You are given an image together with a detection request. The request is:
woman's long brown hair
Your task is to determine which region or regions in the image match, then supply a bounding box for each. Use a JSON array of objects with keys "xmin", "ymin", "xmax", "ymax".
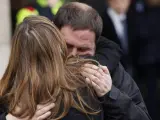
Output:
[{"xmin": 0, "ymin": 16, "xmax": 100, "ymax": 119}]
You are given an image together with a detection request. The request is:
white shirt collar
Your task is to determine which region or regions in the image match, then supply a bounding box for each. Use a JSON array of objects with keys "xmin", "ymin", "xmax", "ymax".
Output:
[{"xmin": 107, "ymin": 7, "xmax": 126, "ymax": 21}]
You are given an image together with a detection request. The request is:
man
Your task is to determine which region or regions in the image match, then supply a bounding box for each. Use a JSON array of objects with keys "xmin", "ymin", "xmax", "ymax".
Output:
[
  {"xmin": 53, "ymin": 2, "xmax": 151, "ymax": 120},
  {"xmin": 2, "ymin": 2, "xmax": 151, "ymax": 120}
]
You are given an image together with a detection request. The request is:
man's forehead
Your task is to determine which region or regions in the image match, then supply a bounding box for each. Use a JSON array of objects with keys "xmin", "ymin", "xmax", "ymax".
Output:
[
  {"xmin": 74, "ymin": 29, "xmax": 93, "ymax": 36},
  {"xmin": 66, "ymin": 37, "xmax": 93, "ymax": 48},
  {"xmin": 60, "ymin": 26, "xmax": 95, "ymax": 46},
  {"xmin": 61, "ymin": 26, "xmax": 95, "ymax": 38}
]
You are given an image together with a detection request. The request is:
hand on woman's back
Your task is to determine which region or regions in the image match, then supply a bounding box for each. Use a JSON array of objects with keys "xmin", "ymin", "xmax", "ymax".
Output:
[{"xmin": 6, "ymin": 103, "xmax": 55, "ymax": 120}]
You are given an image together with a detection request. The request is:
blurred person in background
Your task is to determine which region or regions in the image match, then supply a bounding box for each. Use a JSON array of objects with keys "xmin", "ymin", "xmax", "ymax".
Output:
[
  {"xmin": 15, "ymin": 0, "xmax": 65, "ymax": 25},
  {"xmin": 129, "ymin": 0, "xmax": 160, "ymax": 119},
  {"xmin": 100, "ymin": 0, "xmax": 133, "ymax": 75}
]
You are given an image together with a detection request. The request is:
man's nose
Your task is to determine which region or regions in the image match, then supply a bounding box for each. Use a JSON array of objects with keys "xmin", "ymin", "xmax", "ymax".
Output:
[{"xmin": 70, "ymin": 48, "xmax": 77, "ymax": 56}]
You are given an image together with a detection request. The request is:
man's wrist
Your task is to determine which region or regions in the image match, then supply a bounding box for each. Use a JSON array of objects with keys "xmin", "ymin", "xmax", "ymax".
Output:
[
  {"xmin": 98, "ymin": 90, "xmax": 111, "ymax": 103},
  {"xmin": 98, "ymin": 85, "xmax": 120, "ymax": 102}
]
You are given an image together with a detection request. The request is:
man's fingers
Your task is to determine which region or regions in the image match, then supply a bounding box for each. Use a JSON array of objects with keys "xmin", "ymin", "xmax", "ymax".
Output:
[
  {"xmin": 36, "ymin": 103, "xmax": 55, "ymax": 117},
  {"xmin": 37, "ymin": 103, "xmax": 51, "ymax": 110},
  {"xmin": 85, "ymin": 77, "xmax": 101, "ymax": 91},
  {"xmin": 97, "ymin": 67, "xmax": 104, "ymax": 76},
  {"xmin": 81, "ymin": 71, "xmax": 89, "ymax": 78},
  {"xmin": 82, "ymin": 67, "xmax": 102, "ymax": 78},
  {"xmin": 37, "ymin": 111, "xmax": 51, "ymax": 120},
  {"xmin": 82, "ymin": 67, "xmax": 96, "ymax": 74},
  {"xmin": 82, "ymin": 71, "xmax": 101, "ymax": 86},
  {"xmin": 83, "ymin": 64, "xmax": 107, "ymax": 76},
  {"xmin": 90, "ymin": 74, "xmax": 102, "ymax": 86},
  {"xmin": 84, "ymin": 64, "xmax": 99, "ymax": 70},
  {"xmin": 100, "ymin": 65, "xmax": 110, "ymax": 74}
]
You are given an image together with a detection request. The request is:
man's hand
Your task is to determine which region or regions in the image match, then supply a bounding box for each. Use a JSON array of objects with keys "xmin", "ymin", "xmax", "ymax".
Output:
[
  {"xmin": 82, "ymin": 64, "xmax": 112, "ymax": 97},
  {"xmin": 6, "ymin": 103, "xmax": 55, "ymax": 120},
  {"xmin": 31, "ymin": 103, "xmax": 55, "ymax": 120}
]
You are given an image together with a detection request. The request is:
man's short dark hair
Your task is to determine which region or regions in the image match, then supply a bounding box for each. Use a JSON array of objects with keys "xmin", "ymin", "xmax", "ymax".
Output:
[{"xmin": 54, "ymin": 2, "xmax": 103, "ymax": 39}]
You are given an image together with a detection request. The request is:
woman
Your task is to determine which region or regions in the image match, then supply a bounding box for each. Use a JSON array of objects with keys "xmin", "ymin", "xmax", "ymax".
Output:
[{"xmin": 0, "ymin": 16, "xmax": 111, "ymax": 120}]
